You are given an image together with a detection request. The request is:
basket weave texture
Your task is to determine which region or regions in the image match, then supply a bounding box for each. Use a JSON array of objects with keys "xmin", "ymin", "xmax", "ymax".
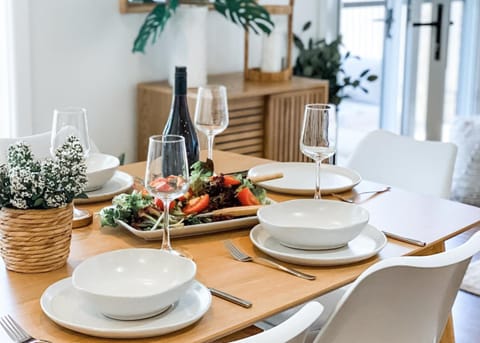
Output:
[{"xmin": 0, "ymin": 203, "xmax": 73, "ymax": 273}]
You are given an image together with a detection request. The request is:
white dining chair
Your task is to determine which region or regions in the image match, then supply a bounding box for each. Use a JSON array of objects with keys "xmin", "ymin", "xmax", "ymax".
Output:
[
  {"xmin": 344, "ymin": 129, "xmax": 458, "ymax": 198},
  {"xmin": 0, "ymin": 131, "xmax": 99, "ymax": 164},
  {"xmin": 256, "ymin": 130, "xmax": 459, "ymax": 333},
  {"xmin": 232, "ymin": 231, "xmax": 480, "ymax": 343}
]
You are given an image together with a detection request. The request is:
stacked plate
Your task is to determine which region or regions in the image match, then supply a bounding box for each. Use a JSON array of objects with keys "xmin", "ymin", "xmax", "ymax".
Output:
[
  {"xmin": 40, "ymin": 249, "xmax": 211, "ymax": 339},
  {"xmin": 76, "ymin": 153, "xmax": 134, "ymax": 204},
  {"xmin": 252, "ymin": 199, "xmax": 387, "ymax": 266}
]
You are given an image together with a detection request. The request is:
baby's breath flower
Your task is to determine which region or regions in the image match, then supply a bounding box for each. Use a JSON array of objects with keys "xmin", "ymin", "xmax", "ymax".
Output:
[
  {"xmin": 0, "ymin": 164, "xmax": 11, "ymax": 207},
  {"xmin": 0, "ymin": 136, "xmax": 87, "ymax": 209}
]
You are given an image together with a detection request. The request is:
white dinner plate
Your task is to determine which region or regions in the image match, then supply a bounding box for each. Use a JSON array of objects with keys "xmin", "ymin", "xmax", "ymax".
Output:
[
  {"xmin": 75, "ymin": 171, "xmax": 134, "ymax": 204},
  {"xmin": 247, "ymin": 162, "xmax": 361, "ymax": 195},
  {"xmin": 116, "ymin": 216, "xmax": 259, "ymax": 241},
  {"xmin": 40, "ymin": 278, "xmax": 211, "ymax": 339},
  {"xmin": 249, "ymin": 224, "xmax": 387, "ymax": 266}
]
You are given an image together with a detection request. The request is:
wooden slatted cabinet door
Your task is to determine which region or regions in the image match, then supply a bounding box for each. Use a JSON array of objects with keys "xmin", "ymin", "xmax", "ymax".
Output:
[{"xmin": 264, "ymin": 88, "xmax": 328, "ymax": 162}]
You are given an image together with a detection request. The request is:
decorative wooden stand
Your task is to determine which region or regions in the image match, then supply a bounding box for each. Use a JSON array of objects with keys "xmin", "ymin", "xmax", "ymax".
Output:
[{"xmin": 244, "ymin": 0, "xmax": 295, "ymax": 82}]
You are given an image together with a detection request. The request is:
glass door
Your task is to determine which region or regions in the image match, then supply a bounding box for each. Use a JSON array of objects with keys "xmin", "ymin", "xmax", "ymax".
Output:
[{"xmin": 381, "ymin": 0, "xmax": 465, "ymax": 140}]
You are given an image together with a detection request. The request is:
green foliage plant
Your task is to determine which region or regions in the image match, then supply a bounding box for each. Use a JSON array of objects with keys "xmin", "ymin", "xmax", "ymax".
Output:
[
  {"xmin": 293, "ymin": 21, "xmax": 378, "ymax": 106},
  {"xmin": 133, "ymin": 0, "xmax": 274, "ymax": 53}
]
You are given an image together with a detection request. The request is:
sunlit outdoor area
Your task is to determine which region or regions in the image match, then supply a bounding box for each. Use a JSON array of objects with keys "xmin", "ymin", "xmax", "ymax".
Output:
[{"xmin": 338, "ymin": 0, "xmax": 464, "ymax": 147}]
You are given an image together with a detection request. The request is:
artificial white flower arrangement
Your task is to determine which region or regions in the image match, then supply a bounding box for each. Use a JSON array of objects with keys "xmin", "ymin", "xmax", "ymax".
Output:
[{"xmin": 0, "ymin": 136, "xmax": 87, "ymax": 209}]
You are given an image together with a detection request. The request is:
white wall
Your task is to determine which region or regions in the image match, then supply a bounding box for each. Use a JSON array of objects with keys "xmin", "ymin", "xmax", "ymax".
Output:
[{"xmin": 26, "ymin": 0, "xmax": 318, "ymax": 162}]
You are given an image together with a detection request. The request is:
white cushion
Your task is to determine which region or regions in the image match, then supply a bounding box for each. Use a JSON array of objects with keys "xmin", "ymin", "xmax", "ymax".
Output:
[{"xmin": 450, "ymin": 116, "xmax": 480, "ymax": 206}]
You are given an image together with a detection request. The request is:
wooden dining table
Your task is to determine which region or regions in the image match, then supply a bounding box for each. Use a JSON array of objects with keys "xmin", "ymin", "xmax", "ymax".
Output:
[{"xmin": 1, "ymin": 150, "xmax": 479, "ymax": 343}]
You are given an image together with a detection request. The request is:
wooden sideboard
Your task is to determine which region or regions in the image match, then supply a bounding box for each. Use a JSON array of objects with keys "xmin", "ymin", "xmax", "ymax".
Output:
[{"xmin": 136, "ymin": 72, "xmax": 328, "ymax": 161}]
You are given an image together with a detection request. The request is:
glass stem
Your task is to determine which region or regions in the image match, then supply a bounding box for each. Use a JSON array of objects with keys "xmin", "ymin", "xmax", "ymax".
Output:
[
  {"xmin": 161, "ymin": 199, "xmax": 172, "ymax": 251},
  {"xmin": 314, "ymin": 159, "xmax": 322, "ymax": 199},
  {"xmin": 207, "ymin": 134, "xmax": 214, "ymax": 160}
]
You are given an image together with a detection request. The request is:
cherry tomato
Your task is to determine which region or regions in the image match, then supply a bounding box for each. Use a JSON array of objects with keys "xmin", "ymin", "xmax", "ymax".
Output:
[
  {"xmin": 223, "ymin": 175, "xmax": 241, "ymax": 186},
  {"xmin": 150, "ymin": 177, "xmax": 172, "ymax": 193},
  {"xmin": 154, "ymin": 198, "xmax": 175, "ymax": 211},
  {"xmin": 178, "ymin": 190, "xmax": 193, "ymax": 202},
  {"xmin": 237, "ymin": 187, "xmax": 260, "ymax": 206},
  {"xmin": 183, "ymin": 194, "xmax": 210, "ymax": 215}
]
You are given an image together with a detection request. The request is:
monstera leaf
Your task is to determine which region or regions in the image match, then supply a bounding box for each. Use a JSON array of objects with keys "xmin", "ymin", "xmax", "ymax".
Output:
[
  {"xmin": 132, "ymin": 0, "xmax": 273, "ymax": 53},
  {"xmin": 214, "ymin": 0, "xmax": 273, "ymax": 35},
  {"xmin": 133, "ymin": 0, "xmax": 179, "ymax": 53}
]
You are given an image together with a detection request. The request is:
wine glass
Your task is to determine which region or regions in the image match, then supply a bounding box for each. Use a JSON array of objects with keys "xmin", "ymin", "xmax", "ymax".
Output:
[
  {"xmin": 50, "ymin": 107, "xmax": 92, "ymax": 226},
  {"xmin": 194, "ymin": 85, "xmax": 229, "ymax": 161},
  {"xmin": 51, "ymin": 107, "xmax": 90, "ymax": 156},
  {"xmin": 300, "ymin": 104, "xmax": 337, "ymax": 199},
  {"xmin": 145, "ymin": 135, "xmax": 190, "ymax": 255}
]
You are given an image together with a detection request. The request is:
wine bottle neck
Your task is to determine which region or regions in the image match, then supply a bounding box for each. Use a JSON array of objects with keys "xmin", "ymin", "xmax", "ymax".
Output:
[
  {"xmin": 174, "ymin": 76, "xmax": 187, "ymax": 95},
  {"xmin": 171, "ymin": 94, "xmax": 189, "ymax": 113}
]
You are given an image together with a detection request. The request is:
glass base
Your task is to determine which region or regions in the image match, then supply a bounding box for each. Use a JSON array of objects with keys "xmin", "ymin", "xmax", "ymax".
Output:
[
  {"xmin": 161, "ymin": 247, "xmax": 193, "ymax": 260},
  {"xmin": 72, "ymin": 206, "xmax": 93, "ymax": 228}
]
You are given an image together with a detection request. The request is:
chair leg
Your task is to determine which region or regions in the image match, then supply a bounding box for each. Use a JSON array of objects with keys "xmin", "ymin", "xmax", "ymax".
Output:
[{"xmin": 439, "ymin": 316, "xmax": 455, "ymax": 343}]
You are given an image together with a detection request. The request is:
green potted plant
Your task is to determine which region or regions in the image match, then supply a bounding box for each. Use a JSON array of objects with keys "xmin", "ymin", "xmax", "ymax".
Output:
[
  {"xmin": 293, "ymin": 21, "xmax": 378, "ymax": 107},
  {"xmin": 132, "ymin": 0, "xmax": 274, "ymax": 87}
]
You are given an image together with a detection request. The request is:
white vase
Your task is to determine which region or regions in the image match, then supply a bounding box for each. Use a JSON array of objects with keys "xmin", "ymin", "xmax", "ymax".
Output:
[{"xmin": 168, "ymin": 5, "xmax": 208, "ymax": 88}]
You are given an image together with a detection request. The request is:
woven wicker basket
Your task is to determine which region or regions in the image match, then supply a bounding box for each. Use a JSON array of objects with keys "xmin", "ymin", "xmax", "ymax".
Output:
[{"xmin": 0, "ymin": 203, "xmax": 73, "ymax": 273}]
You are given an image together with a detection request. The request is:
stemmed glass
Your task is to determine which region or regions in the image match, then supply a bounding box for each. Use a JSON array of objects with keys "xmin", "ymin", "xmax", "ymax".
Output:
[
  {"xmin": 300, "ymin": 104, "xmax": 337, "ymax": 199},
  {"xmin": 50, "ymin": 107, "xmax": 92, "ymax": 225},
  {"xmin": 194, "ymin": 85, "xmax": 229, "ymax": 161},
  {"xmin": 145, "ymin": 135, "xmax": 190, "ymax": 255}
]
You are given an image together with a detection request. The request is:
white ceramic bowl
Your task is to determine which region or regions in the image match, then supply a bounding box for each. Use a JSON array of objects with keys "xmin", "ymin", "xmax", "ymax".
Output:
[
  {"xmin": 72, "ymin": 249, "xmax": 197, "ymax": 320},
  {"xmin": 257, "ymin": 199, "xmax": 369, "ymax": 250},
  {"xmin": 86, "ymin": 153, "xmax": 120, "ymax": 191}
]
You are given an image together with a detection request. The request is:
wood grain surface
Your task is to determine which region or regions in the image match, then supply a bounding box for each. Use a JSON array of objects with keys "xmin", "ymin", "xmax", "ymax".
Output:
[{"xmin": 1, "ymin": 151, "xmax": 478, "ymax": 343}]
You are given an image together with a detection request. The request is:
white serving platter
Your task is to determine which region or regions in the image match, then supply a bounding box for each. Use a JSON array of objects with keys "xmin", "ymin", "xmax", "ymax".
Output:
[{"xmin": 248, "ymin": 162, "xmax": 361, "ymax": 195}]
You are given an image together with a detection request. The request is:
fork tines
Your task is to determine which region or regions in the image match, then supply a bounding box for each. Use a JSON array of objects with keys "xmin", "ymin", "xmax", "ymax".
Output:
[
  {"xmin": 0, "ymin": 315, "xmax": 31, "ymax": 342},
  {"xmin": 224, "ymin": 240, "xmax": 246, "ymax": 261}
]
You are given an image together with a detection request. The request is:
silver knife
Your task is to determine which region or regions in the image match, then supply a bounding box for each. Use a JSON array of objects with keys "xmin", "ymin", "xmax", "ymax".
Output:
[
  {"xmin": 382, "ymin": 230, "xmax": 426, "ymax": 247},
  {"xmin": 208, "ymin": 287, "xmax": 252, "ymax": 308}
]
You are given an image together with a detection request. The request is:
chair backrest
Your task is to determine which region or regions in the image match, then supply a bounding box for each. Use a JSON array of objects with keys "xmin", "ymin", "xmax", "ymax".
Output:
[
  {"xmin": 345, "ymin": 129, "xmax": 457, "ymax": 198},
  {"xmin": 313, "ymin": 231, "xmax": 480, "ymax": 343},
  {"xmin": 0, "ymin": 131, "xmax": 99, "ymax": 164},
  {"xmin": 232, "ymin": 301, "xmax": 324, "ymax": 343},
  {"xmin": 0, "ymin": 132, "xmax": 52, "ymax": 164}
]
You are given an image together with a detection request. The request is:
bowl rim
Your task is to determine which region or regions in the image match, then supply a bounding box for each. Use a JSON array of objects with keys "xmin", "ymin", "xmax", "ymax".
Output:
[
  {"xmin": 87, "ymin": 153, "xmax": 120, "ymax": 173},
  {"xmin": 257, "ymin": 199, "xmax": 369, "ymax": 230},
  {"xmin": 72, "ymin": 248, "xmax": 197, "ymax": 299}
]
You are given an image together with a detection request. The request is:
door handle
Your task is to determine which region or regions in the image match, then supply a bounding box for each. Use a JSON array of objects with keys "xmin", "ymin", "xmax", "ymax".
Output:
[
  {"xmin": 373, "ymin": 8, "xmax": 394, "ymax": 39},
  {"xmin": 412, "ymin": 3, "xmax": 452, "ymax": 61},
  {"xmin": 385, "ymin": 8, "xmax": 394, "ymax": 39}
]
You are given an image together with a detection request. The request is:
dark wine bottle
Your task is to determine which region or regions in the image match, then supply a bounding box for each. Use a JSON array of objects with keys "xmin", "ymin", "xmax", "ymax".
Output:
[{"xmin": 163, "ymin": 66, "xmax": 200, "ymax": 170}]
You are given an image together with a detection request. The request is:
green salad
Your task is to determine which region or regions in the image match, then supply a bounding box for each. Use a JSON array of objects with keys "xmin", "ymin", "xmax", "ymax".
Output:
[{"xmin": 100, "ymin": 160, "xmax": 268, "ymax": 231}]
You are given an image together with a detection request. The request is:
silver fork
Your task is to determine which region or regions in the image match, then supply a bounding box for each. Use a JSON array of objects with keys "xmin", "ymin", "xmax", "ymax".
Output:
[
  {"xmin": 0, "ymin": 315, "xmax": 51, "ymax": 343},
  {"xmin": 331, "ymin": 186, "xmax": 391, "ymax": 203},
  {"xmin": 224, "ymin": 240, "xmax": 316, "ymax": 281}
]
